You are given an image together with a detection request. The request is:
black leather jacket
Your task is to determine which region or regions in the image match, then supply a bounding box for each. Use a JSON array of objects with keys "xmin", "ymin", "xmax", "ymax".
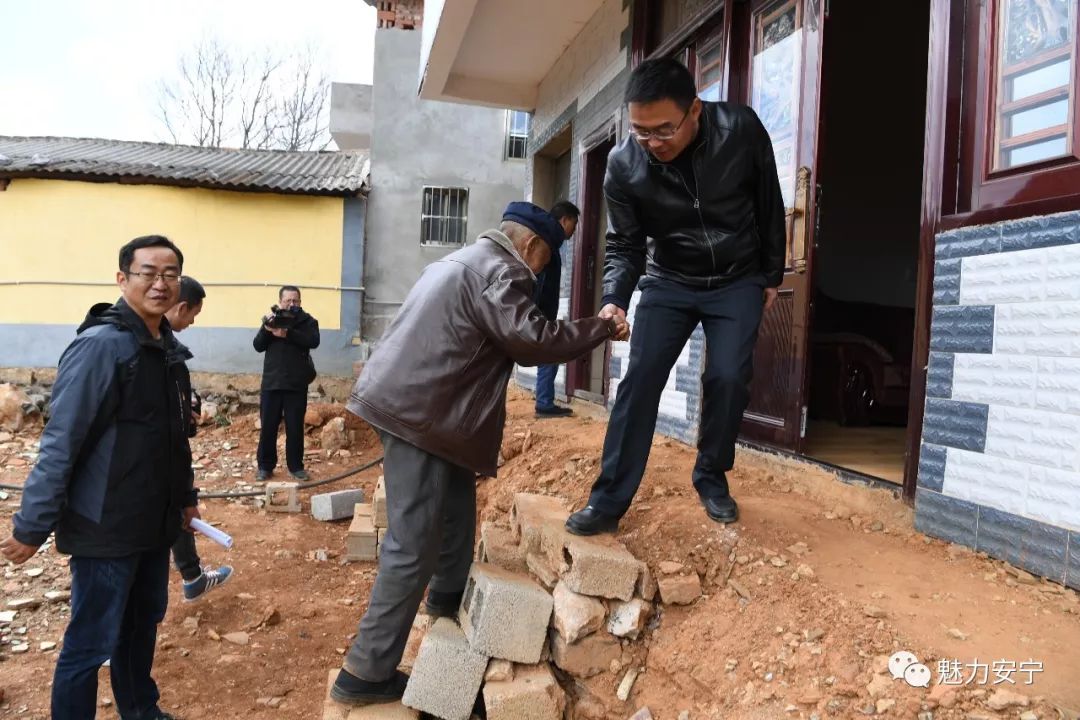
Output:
[{"xmin": 601, "ymin": 101, "xmax": 786, "ymax": 309}]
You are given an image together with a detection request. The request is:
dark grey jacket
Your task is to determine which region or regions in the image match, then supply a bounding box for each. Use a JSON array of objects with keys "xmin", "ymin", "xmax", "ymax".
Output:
[{"xmin": 13, "ymin": 300, "xmax": 195, "ymax": 557}]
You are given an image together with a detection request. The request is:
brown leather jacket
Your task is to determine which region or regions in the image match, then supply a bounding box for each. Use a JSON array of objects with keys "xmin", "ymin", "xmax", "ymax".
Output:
[{"xmin": 348, "ymin": 231, "xmax": 615, "ymax": 476}]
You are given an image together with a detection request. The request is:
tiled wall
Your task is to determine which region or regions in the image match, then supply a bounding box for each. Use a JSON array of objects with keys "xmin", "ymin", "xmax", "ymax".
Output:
[{"xmin": 917, "ymin": 211, "xmax": 1080, "ymax": 590}]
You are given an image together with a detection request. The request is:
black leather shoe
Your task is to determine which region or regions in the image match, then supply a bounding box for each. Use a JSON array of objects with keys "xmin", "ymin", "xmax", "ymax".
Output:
[
  {"xmin": 703, "ymin": 495, "xmax": 739, "ymax": 524},
  {"xmin": 330, "ymin": 668, "xmax": 409, "ymax": 705},
  {"xmin": 535, "ymin": 405, "xmax": 573, "ymax": 418},
  {"xmin": 565, "ymin": 506, "xmax": 619, "ymax": 536},
  {"xmin": 424, "ymin": 589, "xmax": 463, "ymax": 618}
]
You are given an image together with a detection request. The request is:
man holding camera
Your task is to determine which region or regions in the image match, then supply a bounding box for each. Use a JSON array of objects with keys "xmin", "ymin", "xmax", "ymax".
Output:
[{"xmin": 253, "ymin": 286, "xmax": 320, "ymax": 481}]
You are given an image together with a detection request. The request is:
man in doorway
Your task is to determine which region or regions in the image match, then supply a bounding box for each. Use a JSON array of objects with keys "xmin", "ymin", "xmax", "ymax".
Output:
[
  {"xmin": 253, "ymin": 286, "xmax": 320, "ymax": 481},
  {"xmin": 1, "ymin": 235, "xmax": 196, "ymax": 720},
  {"xmin": 331, "ymin": 202, "xmax": 626, "ymax": 705},
  {"xmin": 566, "ymin": 57, "xmax": 785, "ymax": 536},
  {"xmin": 165, "ymin": 276, "xmax": 234, "ymax": 601},
  {"xmin": 534, "ymin": 200, "xmax": 581, "ymax": 418}
]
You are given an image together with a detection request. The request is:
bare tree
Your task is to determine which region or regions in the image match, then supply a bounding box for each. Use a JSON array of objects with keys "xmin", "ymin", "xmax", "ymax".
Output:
[{"xmin": 157, "ymin": 37, "xmax": 331, "ymax": 151}]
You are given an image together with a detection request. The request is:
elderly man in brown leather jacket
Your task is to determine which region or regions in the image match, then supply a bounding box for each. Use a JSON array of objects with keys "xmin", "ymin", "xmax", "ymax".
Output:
[{"xmin": 330, "ymin": 202, "xmax": 627, "ymax": 706}]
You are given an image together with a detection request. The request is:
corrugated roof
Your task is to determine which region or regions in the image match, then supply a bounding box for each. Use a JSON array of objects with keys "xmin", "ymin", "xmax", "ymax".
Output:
[{"xmin": 0, "ymin": 136, "xmax": 369, "ymax": 196}]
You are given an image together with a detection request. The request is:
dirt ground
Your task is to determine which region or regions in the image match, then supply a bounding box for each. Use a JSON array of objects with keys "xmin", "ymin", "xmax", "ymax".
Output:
[{"xmin": 2, "ymin": 388, "xmax": 1079, "ymax": 719}]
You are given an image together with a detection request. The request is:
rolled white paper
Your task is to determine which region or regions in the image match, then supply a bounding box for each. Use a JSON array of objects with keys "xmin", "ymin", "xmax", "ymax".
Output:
[{"xmin": 189, "ymin": 518, "xmax": 234, "ymax": 549}]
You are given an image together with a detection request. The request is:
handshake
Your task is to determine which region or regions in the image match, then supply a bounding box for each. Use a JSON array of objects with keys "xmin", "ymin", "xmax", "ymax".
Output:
[{"xmin": 599, "ymin": 304, "xmax": 631, "ymax": 341}]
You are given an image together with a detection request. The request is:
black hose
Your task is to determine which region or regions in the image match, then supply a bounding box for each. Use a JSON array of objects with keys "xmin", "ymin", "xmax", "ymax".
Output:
[{"xmin": 0, "ymin": 456, "xmax": 384, "ymax": 498}]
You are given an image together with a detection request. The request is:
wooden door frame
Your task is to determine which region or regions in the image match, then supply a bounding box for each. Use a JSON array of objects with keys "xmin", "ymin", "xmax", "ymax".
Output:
[{"xmin": 567, "ymin": 120, "xmax": 619, "ymax": 400}]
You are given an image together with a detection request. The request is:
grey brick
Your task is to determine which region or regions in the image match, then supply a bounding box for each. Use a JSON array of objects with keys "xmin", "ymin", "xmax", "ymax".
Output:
[
  {"xmin": 1000, "ymin": 211, "xmax": 1080, "ymax": 254},
  {"xmin": 975, "ymin": 508, "xmax": 1067, "ymax": 583},
  {"xmin": 1067, "ymin": 533, "xmax": 1080, "ymax": 591},
  {"xmin": 917, "ymin": 443, "xmax": 947, "ymax": 492},
  {"xmin": 402, "ymin": 618, "xmax": 488, "ymax": 720},
  {"xmin": 926, "ymin": 352, "xmax": 955, "ymax": 399},
  {"xmin": 922, "ymin": 398, "xmax": 988, "ymax": 452},
  {"xmin": 933, "ymin": 258, "xmax": 961, "ymax": 305},
  {"xmin": 914, "ymin": 488, "xmax": 978, "ymax": 548},
  {"xmin": 560, "ymin": 534, "xmax": 643, "ymax": 601},
  {"xmin": 459, "ymin": 563, "xmax": 553, "ymax": 664},
  {"xmin": 935, "ymin": 226, "xmax": 1000, "ymax": 260},
  {"xmin": 310, "ymin": 488, "xmax": 365, "ymax": 522},
  {"xmin": 930, "ymin": 305, "xmax": 994, "ymax": 354}
]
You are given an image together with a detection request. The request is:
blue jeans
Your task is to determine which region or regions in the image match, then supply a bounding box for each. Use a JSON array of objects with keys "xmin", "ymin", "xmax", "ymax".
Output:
[
  {"xmin": 52, "ymin": 547, "xmax": 170, "ymax": 720},
  {"xmin": 588, "ymin": 275, "xmax": 765, "ymax": 516},
  {"xmin": 535, "ymin": 364, "xmax": 558, "ymax": 410}
]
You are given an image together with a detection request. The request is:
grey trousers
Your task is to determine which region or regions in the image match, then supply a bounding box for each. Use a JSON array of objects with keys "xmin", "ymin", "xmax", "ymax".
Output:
[{"xmin": 343, "ymin": 431, "xmax": 476, "ymax": 681}]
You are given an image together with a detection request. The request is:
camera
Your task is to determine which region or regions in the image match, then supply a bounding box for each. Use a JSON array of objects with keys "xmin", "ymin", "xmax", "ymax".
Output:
[{"xmin": 265, "ymin": 304, "xmax": 301, "ymax": 329}]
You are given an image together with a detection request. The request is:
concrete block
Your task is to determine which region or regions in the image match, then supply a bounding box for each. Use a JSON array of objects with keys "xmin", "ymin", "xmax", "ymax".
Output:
[
  {"xmin": 483, "ymin": 663, "xmax": 566, "ymax": 720},
  {"xmin": 657, "ymin": 572, "xmax": 702, "ymax": 605},
  {"xmin": 311, "ymin": 489, "xmax": 366, "ymax": 522},
  {"xmin": 354, "ymin": 502, "xmax": 373, "ymax": 518},
  {"xmin": 526, "ymin": 552, "xmax": 559, "ymax": 589},
  {"xmin": 373, "ymin": 476, "xmax": 388, "ymax": 528},
  {"xmin": 265, "ymin": 482, "xmax": 300, "ymax": 513},
  {"xmin": 636, "ymin": 563, "xmax": 657, "ymax": 601},
  {"xmin": 548, "ymin": 627, "xmax": 620, "ymax": 678},
  {"xmin": 607, "ymin": 599, "xmax": 651, "ymax": 639},
  {"xmin": 485, "ymin": 659, "xmax": 514, "ymax": 683},
  {"xmin": 552, "ymin": 581, "xmax": 606, "ymax": 643},
  {"xmin": 402, "ymin": 618, "xmax": 487, "ymax": 720},
  {"xmin": 323, "ymin": 669, "xmax": 419, "ymax": 719},
  {"xmin": 510, "ymin": 493, "xmax": 568, "ymax": 555},
  {"xmin": 477, "ymin": 522, "xmax": 527, "ymax": 573},
  {"xmin": 346, "ymin": 512, "xmax": 378, "ymax": 561},
  {"xmin": 376, "ymin": 528, "xmax": 386, "ymax": 557},
  {"xmin": 560, "ymin": 534, "xmax": 642, "ymax": 601},
  {"xmin": 459, "ymin": 563, "xmax": 553, "ymax": 664}
]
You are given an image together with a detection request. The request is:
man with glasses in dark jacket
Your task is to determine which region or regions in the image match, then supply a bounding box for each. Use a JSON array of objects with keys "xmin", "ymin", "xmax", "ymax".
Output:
[
  {"xmin": 1, "ymin": 235, "xmax": 196, "ymax": 720},
  {"xmin": 254, "ymin": 285, "xmax": 320, "ymax": 481},
  {"xmin": 566, "ymin": 57, "xmax": 785, "ymax": 536}
]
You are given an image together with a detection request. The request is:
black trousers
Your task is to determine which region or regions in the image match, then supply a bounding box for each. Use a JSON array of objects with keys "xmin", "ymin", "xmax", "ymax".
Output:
[
  {"xmin": 171, "ymin": 531, "xmax": 202, "ymax": 582},
  {"xmin": 257, "ymin": 389, "xmax": 308, "ymax": 473},
  {"xmin": 588, "ymin": 274, "xmax": 765, "ymax": 516}
]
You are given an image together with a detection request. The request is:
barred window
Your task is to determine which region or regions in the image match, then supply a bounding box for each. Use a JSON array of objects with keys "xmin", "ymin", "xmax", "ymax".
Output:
[
  {"xmin": 421, "ymin": 186, "xmax": 469, "ymax": 246},
  {"xmin": 506, "ymin": 110, "xmax": 530, "ymax": 160}
]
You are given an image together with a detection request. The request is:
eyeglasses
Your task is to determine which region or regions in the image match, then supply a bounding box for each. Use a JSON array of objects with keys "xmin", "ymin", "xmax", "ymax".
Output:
[
  {"xmin": 629, "ymin": 108, "xmax": 691, "ymax": 142},
  {"xmin": 126, "ymin": 271, "xmax": 181, "ymax": 285}
]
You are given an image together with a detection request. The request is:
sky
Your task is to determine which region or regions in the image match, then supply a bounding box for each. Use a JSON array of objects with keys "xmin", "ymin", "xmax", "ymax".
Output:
[{"xmin": 0, "ymin": 0, "xmax": 376, "ymax": 144}]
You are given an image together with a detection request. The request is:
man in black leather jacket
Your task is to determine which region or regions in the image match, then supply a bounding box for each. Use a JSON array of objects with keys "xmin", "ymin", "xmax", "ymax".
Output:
[{"xmin": 567, "ymin": 58, "xmax": 785, "ymax": 535}]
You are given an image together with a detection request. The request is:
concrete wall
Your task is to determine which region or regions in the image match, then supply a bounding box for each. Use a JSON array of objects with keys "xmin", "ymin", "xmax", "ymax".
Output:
[
  {"xmin": 330, "ymin": 82, "xmax": 374, "ymax": 150},
  {"xmin": 916, "ymin": 211, "xmax": 1080, "ymax": 590},
  {"xmin": 0, "ymin": 178, "xmax": 365, "ymax": 376},
  {"xmin": 362, "ymin": 28, "xmax": 526, "ymax": 339}
]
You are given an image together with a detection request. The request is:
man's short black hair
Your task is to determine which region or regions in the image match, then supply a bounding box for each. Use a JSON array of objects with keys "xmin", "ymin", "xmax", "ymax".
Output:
[
  {"xmin": 550, "ymin": 200, "xmax": 580, "ymax": 222},
  {"xmin": 178, "ymin": 276, "xmax": 206, "ymax": 306},
  {"xmin": 118, "ymin": 235, "xmax": 184, "ymax": 273},
  {"xmin": 625, "ymin": 58, "xmax": 698, "ymax": 111},
  {"xmin": 279, "ymin": 285, "xmax": 301, "ymax": 300}
]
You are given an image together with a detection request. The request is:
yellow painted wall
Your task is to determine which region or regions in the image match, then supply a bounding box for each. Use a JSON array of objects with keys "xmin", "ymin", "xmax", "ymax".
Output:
[{"xmin": 0, "ymin": 178, "xmax": 344, "ymax": 329}]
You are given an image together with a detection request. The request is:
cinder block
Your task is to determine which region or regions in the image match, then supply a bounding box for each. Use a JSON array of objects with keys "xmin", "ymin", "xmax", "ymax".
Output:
[
  {"xmin": 548, "ymin": 627, "xmax": 620, "ymax": 678},
  {"xmin": 402, "ymin": 618, "xmax": 488, "ymax": 720},
  {"xmin": 459, "ymin": 563, "xmax": 553, "ymax": 664},
  {"xmin": 477, "ymin": 522, "xmax": 527, "ymax": 573},
  {"xmin": 323, "ymin": 669, "xmax": 420, "ymax": 719},
  {"xmin": 607, "ymin": 598, "xmax": 651, "ymax": 639},
  {"xmin": 526, "ymin": 552, "xmax": 558, "ymax": 589},
  {"xmin": 346, "ymin": 512, "xmax": 378, "ymax": 561},
  {"xmin": 560, "ymin": 534, "xmax": 642, "ymax": 601},
  {"xmin": 483, "ymin": 663, "xmax": 566, "ymax": 720},
  {"xmin": 373, "ymin": 476, "xmax": 388, "ymax": 528},
  {"xmin": 376, "ymin": 528, "xmax": 386, "ymax": 558},
  {"xmin": 510, "ymin": 493, "xmax": 569, "ymax": 555},
  {"xmin": 311, "ymin": 489, "xmax": 366, "ymax": 522},
  {"xmin": 552, "ymin": 581, "xmax": 606, "ymax": 643},
  {"xmin": 265, "ymin": 482, "xmax": 300, "ymax": 513}
]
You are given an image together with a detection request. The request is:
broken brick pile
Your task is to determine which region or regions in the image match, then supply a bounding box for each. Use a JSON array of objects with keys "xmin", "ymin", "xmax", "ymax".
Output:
[
  {"xmin": 345, "ymin": 477, "xmax": 387, "ymax": 562},
  {"xmin": 326, "ymin": 492, "xmax": 695, "ymax": 720}
]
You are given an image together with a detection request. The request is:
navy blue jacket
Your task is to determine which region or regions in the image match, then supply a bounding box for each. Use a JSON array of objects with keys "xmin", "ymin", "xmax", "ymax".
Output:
[
  {"xmin": 13, "ymin": 299, "xmax": 195, "ymax": 557},
  {"xmin": 533, "ymin": 250, "xmax": 562, "ymax": 322}
]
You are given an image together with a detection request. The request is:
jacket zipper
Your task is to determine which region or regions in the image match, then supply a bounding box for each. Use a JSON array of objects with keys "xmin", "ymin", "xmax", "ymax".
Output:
[{"xmin": 668, "ymin": 141, "xmax": 716, "ymax": 285}]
